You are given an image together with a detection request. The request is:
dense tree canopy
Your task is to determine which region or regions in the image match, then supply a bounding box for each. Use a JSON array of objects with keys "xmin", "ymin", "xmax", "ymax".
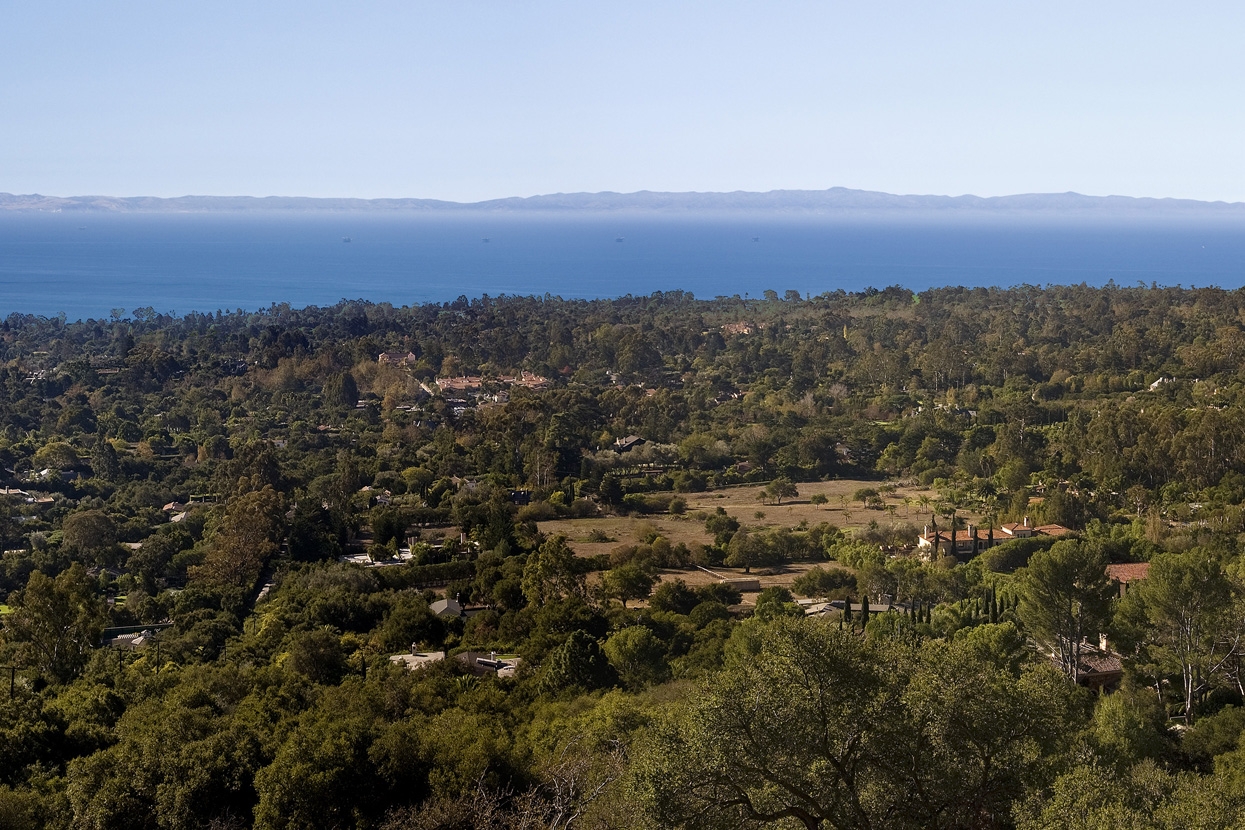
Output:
[{"xmin": 5, "ymin": 286, "xmax": 1245, "ymax": 826}]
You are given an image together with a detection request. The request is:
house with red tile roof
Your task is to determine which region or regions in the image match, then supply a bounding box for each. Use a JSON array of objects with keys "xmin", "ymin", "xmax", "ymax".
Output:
[
  {"xmin": 1106, "ymin": 562, "xmax": 1150, "ymax": 596},
  {"xmin": 378, "ymin": 351, "xmax": 419, "ymax": 367},
  {"xmin": 916, "ymin": 517, "xmax": 1073, "ymax": 560}
]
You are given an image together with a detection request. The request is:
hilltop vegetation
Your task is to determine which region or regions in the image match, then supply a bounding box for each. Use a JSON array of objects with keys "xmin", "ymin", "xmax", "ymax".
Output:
[{"xmin": 5, "ymin": 284, "xmax": 1245, "ymax": 827}]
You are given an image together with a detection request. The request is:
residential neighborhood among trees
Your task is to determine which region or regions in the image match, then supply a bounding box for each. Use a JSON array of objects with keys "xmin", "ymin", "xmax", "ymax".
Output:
[{"xmin": 5, "ymin": 284, "xmax": 1245, "ymax": 827}]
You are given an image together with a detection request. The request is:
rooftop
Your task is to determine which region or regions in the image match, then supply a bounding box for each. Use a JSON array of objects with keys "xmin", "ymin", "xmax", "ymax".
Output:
[{"xmin": 1106, "ymin": 562, "xmax": 1151, "ymax": 583}]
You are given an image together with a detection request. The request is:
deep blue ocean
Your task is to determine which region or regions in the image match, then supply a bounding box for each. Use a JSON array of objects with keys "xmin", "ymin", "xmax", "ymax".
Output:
[{"xmin": 2, "ymin": 211, "xmax": 1244, "ymax": 320}]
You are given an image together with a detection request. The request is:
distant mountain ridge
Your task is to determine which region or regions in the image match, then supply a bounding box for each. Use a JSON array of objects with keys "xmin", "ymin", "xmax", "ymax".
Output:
[{"xmin": 3, "ymin": 187, "xmax": 1244, "ymax": 215}]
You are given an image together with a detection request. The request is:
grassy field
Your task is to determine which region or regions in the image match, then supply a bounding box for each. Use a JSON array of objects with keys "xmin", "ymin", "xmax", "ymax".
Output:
[
  {"xmin": 541, "ymin": 479, "xmax": 956, "ymax": 552},
  {"xmin": 538, "ymin": 514, "xmax": 714, "ymax": 556},
  {"xmin": 540, "ymin": 478, "xmax": 954, "ymax": 607},
  {"xmin": 680, "ymin": 479, "xmax": 953, "ymax": 532}
]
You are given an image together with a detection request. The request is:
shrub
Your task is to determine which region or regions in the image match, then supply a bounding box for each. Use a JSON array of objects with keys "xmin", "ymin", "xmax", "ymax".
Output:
[
  {"xmin": 672, "ymin": 471, "xmax": 708, "ymax": 493},
  {"xmin": 517, "ymin": 502, "xmax": 558, "ymax": 522},
  {"xmin": 697, "ymin": 582, "xmax": 742, "ymax": 606},
  {"xmin": 376, "ymin": 560, "xmax": 477, "ymax": 590},
  {"xmin": 650, "ymin": 579, "xmax": 699, "ymax": 615},
  {"xmin": 980, "ymin": 536, "xmax": 1058, "ymax": 573},
  {"xmin": 569, "ymin": 499, "xmax": 599, "ymax": 518},
  {"xmin": 622, "ymin": 493, "xmax": 679, "ymax": 515},
  {"xmin": 853, "ymin": 487, "xmax": 879, "ymax": 503},
  {"xmin": 792, "ymin": 566, "xmax": 858, "ymax": 598},
  {"xmin": 689, "ymin": 600, "xmax": 732, "ymax": 627}
]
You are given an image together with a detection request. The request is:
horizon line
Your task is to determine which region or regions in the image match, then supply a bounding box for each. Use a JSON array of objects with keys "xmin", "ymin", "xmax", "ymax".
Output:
[{"xmin": 3, "ymin": 186, "xmax": 1245, "ymax": 209}]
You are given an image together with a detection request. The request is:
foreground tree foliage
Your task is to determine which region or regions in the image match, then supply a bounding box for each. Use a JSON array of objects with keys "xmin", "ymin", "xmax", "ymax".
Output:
[
  {"xmin": 1115, "ymin": 549, "xmax": 1236, "ymax": 721},
  {"xmin": 633, "ymin": 618, "xmax": 1078, "ymax": 830},
  {"xmin": 1015, "ymin": 541, "xmax": 1114, "ymax": 681}
]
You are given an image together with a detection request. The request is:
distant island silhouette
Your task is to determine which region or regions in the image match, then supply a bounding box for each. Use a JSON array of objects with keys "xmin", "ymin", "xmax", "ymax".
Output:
[{"xmin": 3, "ymin": 187, "xmax": 1244, "ymax": 216}]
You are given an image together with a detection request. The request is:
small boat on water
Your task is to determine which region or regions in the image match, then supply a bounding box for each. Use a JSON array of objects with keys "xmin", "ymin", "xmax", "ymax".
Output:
[
  {"xmin": 342, "ymin": 237, "xmax": 351, "ymax": 243},
  {"xmin": 752, "ymin": 237, "xmax": 759, "ymax": 242},
  {"xmin": 615, "ymin": 237, "xmax": 624, "ymax": 242},
  {"xmin": 482, "ymin": 238, "xmax": 490, "ymax": 243}
]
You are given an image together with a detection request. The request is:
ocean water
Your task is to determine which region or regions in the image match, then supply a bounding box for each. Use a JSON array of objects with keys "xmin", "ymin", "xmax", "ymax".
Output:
[{"xmin": 1, "ymin": 211, "xmax": 1244, "ymax": 320}]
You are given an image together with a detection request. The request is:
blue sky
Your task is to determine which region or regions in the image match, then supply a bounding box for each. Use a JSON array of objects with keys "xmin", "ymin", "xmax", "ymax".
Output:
[{"xmin": 3, "ymin": 1, "xmax": 1243, "ymax": 201}]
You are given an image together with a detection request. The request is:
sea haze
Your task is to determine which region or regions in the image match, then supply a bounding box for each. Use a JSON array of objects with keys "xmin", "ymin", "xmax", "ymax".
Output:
[{"xmin": 1, "ymin": 211, "xmax": 1244, "ymax": 320}]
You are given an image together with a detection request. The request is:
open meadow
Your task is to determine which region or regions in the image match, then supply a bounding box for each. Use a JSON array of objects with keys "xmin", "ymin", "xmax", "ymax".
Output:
[{"xmin": 539, "ymin": 478, "xmax": 954, "ymax": 605}]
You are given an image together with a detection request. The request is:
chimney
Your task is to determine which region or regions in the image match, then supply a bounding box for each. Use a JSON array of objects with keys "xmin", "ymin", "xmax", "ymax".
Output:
[{"xmin": 1023, "ymin": 516, "xmax": 1029, "ymax": 528}]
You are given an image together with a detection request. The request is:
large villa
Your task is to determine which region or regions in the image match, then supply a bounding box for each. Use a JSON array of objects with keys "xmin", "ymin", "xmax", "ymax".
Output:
[{"xmin": 916, "ymin": 517, "xmax": 1073, "ymax": 559}]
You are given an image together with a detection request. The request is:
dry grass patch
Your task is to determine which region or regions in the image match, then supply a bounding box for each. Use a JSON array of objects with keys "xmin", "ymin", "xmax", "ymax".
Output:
[
  {"xmin": 682, "ymin": 479, "xmax": 947, "ymax": 533},
  {"xmin": 539, "ymin": 479, "xmax": 978, "ymax": 559},
  {"xmin": 537, "ymin": 515, "xmax": 713, "ymax": 558}
]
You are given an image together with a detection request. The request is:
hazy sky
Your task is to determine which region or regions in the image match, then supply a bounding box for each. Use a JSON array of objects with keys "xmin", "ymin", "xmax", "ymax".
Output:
[{"xmin": 4, "ymin": 1, "xmax": 1243, "ymax": 202}]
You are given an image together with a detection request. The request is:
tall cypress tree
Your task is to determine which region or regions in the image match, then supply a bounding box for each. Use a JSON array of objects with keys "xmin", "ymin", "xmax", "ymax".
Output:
[
  {"xmin": 322, "ymin": 371, "xmax": 359, "ymax": 409},
  {"xmin": 91, "ymin": 435, "xmax": 121, "ymax": 482}
]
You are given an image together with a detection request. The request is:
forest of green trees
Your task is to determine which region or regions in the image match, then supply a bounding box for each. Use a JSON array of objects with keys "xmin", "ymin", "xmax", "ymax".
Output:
[{"xmin": 5, "ymin": 284, "xmax": 1245, "ymax": 828}]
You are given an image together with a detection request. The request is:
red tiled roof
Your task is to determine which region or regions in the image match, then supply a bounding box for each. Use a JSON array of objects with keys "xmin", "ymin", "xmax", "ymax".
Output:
[
  {"xmin": 1034, "ymin": 524, "xmax": 1073, "ymax": 536},
  {"xmin": 1106, "ymin": 562, "xmax": 1150, "ymax": 583},
  {"xmin": 1078, "ymin": 651, "xmax": 1123, "ymax": 676}
]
